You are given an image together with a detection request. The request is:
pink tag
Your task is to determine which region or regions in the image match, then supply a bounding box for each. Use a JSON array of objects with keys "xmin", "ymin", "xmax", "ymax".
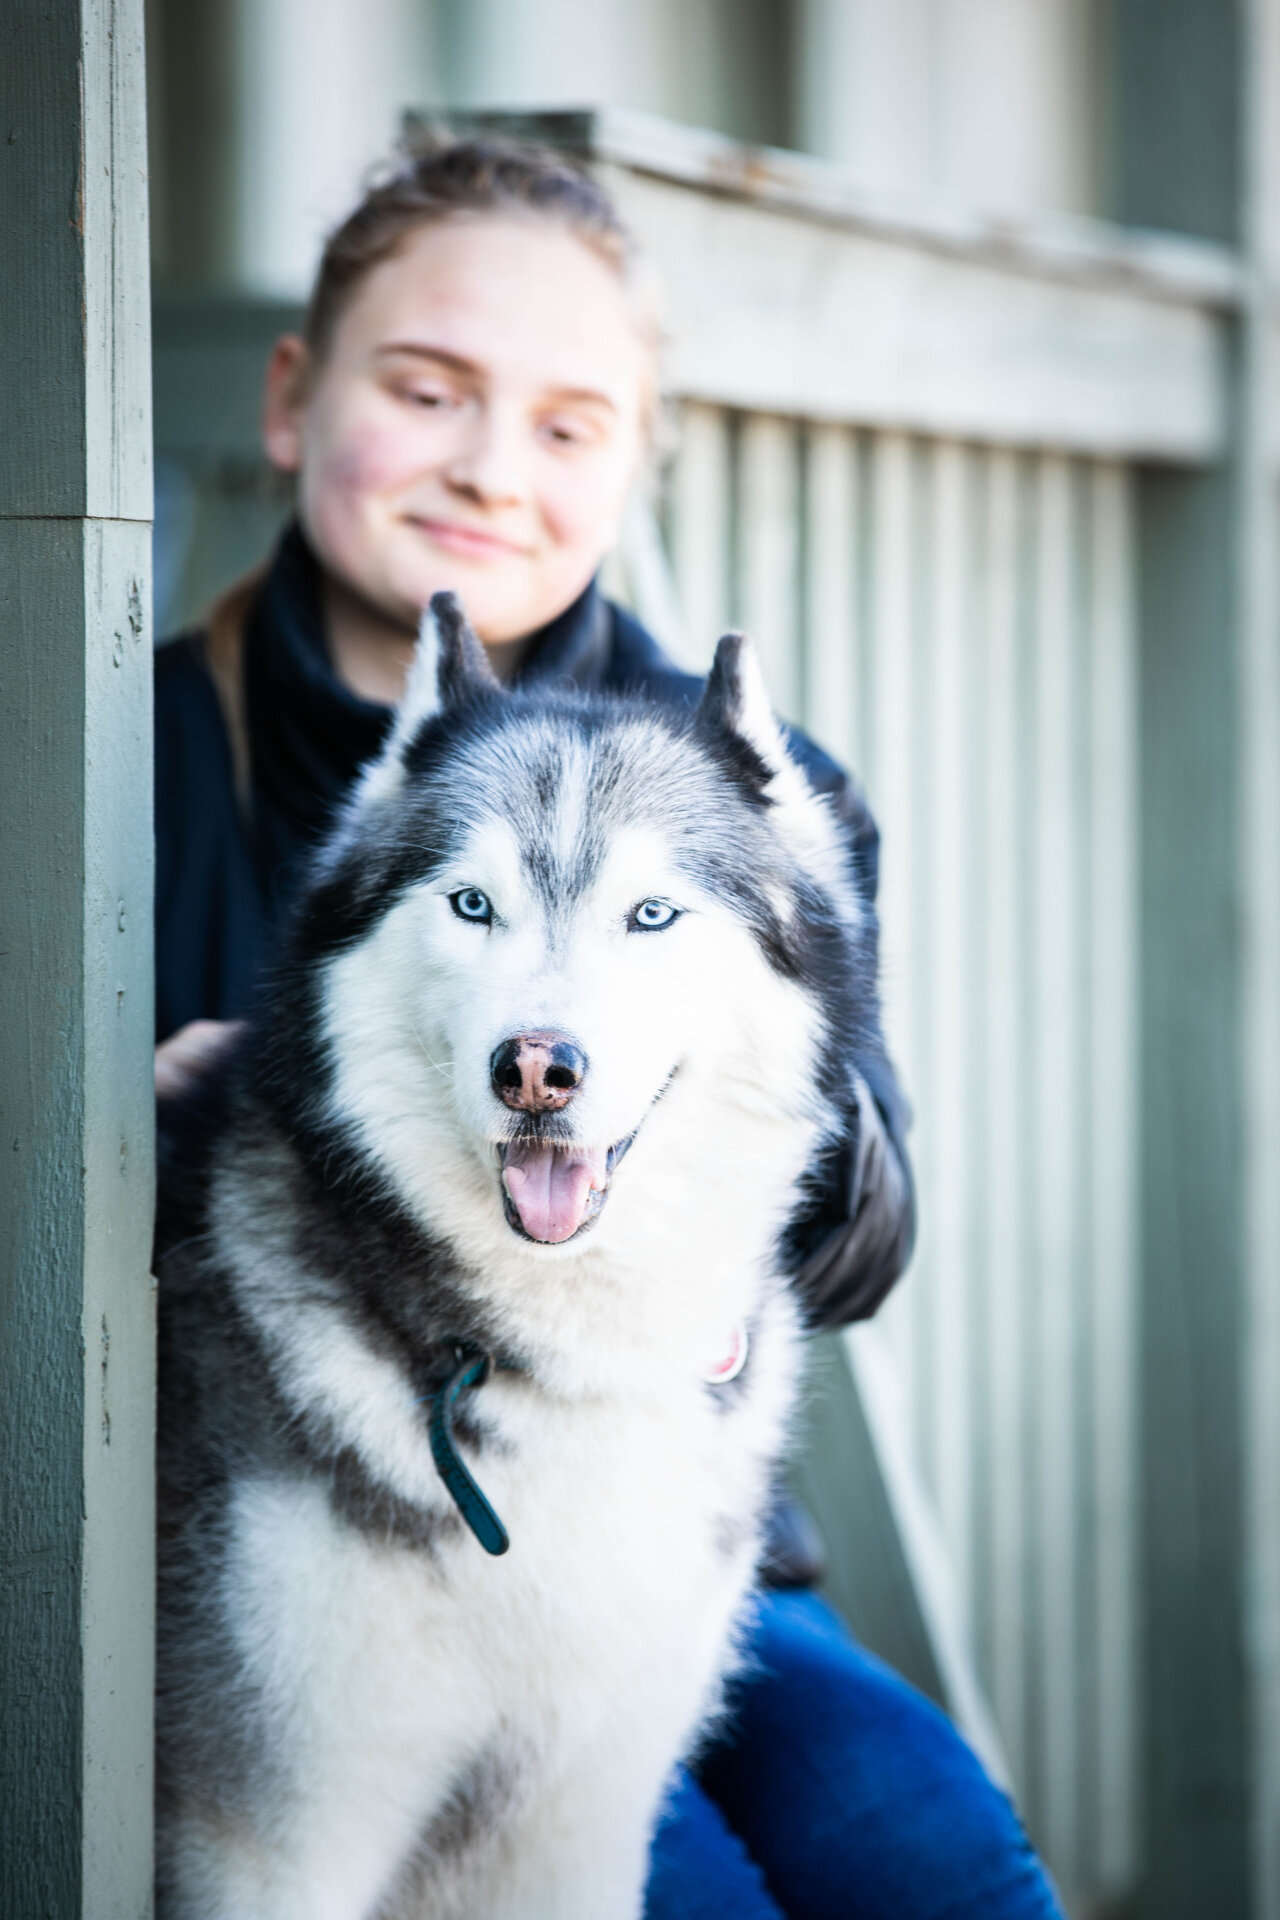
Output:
[{"xmin": 703, "ymin": 1323, "xmax": 748, "ymax": 1386}]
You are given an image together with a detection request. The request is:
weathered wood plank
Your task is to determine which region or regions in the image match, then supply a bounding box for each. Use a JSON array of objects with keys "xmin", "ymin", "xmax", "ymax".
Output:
[
  {"xmin": 604, "ymin": 165, "xmax": 1226, "ymax": 460},
  {"xmin": 452, "ymin": 105, "xmax": 1241, "ymax": 307},
  {"xmin": 0, "ymin": 5, "xmax": 155, "ymax": 1915},
  {"xmin": 0, "ymin": 519, "xmax": 155, "ymax": 1920}
]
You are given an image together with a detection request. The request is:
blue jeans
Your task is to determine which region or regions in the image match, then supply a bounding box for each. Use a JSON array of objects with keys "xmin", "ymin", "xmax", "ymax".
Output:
[{"xmin": 645, "ymin": 1592, "xmax": 1064, "ymax": 1920}]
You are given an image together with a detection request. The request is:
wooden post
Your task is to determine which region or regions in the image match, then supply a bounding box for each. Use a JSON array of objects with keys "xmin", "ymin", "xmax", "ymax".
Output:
[
  {"xmin": 0, "ymin": 4, "xmax": 155, "ymax": 1916},
  {"xmin": 1112, "ymin": 3, "xmax": 1265, "ymax": 1914},
  {"xmin": 1240, "ymin": 5, "xmax": 1280, "ymax": 1915}
]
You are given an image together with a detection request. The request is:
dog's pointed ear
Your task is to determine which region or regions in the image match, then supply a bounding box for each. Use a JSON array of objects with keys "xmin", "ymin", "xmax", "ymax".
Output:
[
  {"xmin": 396, "ymin": 589, "xmax": 499, "ymax": 732},
  {"xmin": 697, "ymin": 631, "xmax": 859, "ymax": 912},
  {"xmin": 697, "ymin": 632, "xmax": 790, "ymax": 781},
  {"xmin": 425, "ymin": 589, "xmax": 501, "ymax": 711},
  {"xmin": 356, "ymin": 591, "xmax": 500, "ymax": 807}
]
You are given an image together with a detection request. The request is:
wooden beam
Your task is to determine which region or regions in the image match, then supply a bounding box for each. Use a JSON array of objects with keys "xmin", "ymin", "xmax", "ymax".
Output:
[
  {"xmin": 423, "ymin": 105, "xmax": 1236, "ymax": 461},
  {"xmin": 0, "ymin": 4, "xmax": 155, "ymax": 1915},
  {"xmin": 423, "ymin": 104, "xmax": 1242, "ymax": 309},
  {"xmin": 604, "ymin": 163, "xmax": 1228, "ymax": 460}
]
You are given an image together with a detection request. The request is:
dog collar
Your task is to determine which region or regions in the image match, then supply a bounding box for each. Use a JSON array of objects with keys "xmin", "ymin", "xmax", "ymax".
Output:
[
  {"xmin": 703, "ymin": 1322, "xmax": 749, "ymax": 1387},
  {"xmin": 421, "ymin": 1345, "xmax": 511, "ymax": 1557},
  {"xmin": 425, "ymin": 1322, "xmax": 750, "ymax": 1558}
]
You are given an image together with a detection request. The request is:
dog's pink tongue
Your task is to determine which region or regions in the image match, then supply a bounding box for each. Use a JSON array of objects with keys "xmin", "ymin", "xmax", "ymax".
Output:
[{"xmin": 502, "ymin": 1142, "xmax": 607, "ymax": 1243}]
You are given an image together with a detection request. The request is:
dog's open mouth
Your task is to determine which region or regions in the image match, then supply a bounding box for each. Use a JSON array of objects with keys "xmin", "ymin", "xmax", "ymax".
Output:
[{"xmin": 498, "ymin": 1134, "xmax": 635, "ymax": 1245}]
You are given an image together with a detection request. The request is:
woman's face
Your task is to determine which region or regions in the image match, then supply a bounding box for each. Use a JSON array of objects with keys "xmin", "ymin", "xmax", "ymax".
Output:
[{"xmin": 263, "ymin": 217, "xmax": 650, "ymax": 644}]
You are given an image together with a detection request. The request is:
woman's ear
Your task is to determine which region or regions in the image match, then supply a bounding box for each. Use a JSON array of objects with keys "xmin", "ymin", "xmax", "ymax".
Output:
[{"xmin": 261, "ymin": 334, "xmax": 312, "ymax": 473}]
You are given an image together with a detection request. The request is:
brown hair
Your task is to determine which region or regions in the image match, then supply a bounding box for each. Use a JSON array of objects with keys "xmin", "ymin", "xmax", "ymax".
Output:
[{"xmin": 303, "ymin": 130, "xmax": 657, "ymax": 367}]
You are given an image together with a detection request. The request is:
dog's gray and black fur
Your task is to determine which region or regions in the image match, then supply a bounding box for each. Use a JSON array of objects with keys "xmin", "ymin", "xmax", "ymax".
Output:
[{"xmin": 155, "ymin": 596, "xmax": 884, "ymax": 1918}]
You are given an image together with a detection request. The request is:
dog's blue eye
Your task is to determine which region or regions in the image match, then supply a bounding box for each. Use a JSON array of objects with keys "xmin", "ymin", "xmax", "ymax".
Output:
[
  {"xmin": 630, "ymin": 899, "xmax": 679, "ymax": 932},
  {"xmin": 451, "ymin": 888, "xmax": 492, "ymax": 924}
]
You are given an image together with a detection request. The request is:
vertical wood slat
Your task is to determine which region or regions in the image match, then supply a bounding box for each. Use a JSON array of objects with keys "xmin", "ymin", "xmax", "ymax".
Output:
[
  {"xmin": 801, "ymin": 424, "xmax": 862, "ymax": 771},
  {"xmin": 738, "ymin": 413, "xmax": 802, "ymax": 720},
  {"xmin": 1088, "ymin": 463, "xmax": 1140, "ymax": 1891},
  {"xmin": 1031, "ymin": 452, "xmax": 1082, "ymax": 1879},
  {"xmin": 866, "ymin": 433, "xmax": 925, "ymax": 1434},
  {"xmin": 981, "ymin": 446, "xmax": 1031, "ymax": 1788},
  {"xmin": 925, "ymin": 440, "xmax": 975, "ymax": 1625},
  {"xmin": 669, "ymin": 401, "xmax": 731, "ymax": 669}
]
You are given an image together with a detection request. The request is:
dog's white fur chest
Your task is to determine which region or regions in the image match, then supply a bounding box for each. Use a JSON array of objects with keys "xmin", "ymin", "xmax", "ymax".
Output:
[
  {"xmin": 157, "ymin": 626, "xmax": 869, "ymax": 1919},
  {"xmin": 200, "ymin": 1278, "xmax": 798, "ymax": 1920}
]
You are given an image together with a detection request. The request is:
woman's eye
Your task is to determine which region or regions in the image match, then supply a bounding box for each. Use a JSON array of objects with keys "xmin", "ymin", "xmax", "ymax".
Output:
[
  {"xmin": 450, "ymin": 888, "xmax": 493, "ymax": 924},
  {"xmin": 399, "ymin": 384, "xmax": 456, "ymax": 411},
  {"xmin": 539, "ymin": 415, "xmax": 594, "ymax": 449},
  {"xmin": 629, "ymin": 899, "xmax": 679, "ymax": 932}
]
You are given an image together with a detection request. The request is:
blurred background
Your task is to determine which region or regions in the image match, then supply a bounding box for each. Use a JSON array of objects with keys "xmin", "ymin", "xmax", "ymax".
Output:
[
  {"xmin": 147, "ymin": 0, "xmax": 1125, "ymax": 629},
  {"xmin": 142, "ymin": 5, "xmax": 1280, "ymax": 1916}
]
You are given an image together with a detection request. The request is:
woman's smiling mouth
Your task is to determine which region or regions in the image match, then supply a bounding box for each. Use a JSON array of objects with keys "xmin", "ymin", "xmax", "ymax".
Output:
[{"xmin": 407, "ymin": 516, "xmax": 533, "ymax": 561}]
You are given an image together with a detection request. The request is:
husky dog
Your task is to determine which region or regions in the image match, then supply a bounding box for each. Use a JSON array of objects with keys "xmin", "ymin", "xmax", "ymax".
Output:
[{"xmin": 155, "ymin": 596, "xmax": 879, "ymax": 1919}]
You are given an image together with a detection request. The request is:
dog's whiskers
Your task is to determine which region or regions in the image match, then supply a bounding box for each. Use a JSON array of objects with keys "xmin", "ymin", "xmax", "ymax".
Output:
[{"xmin": 407, "ymin": 1015, "xmax": 455, "ymax": 1084}]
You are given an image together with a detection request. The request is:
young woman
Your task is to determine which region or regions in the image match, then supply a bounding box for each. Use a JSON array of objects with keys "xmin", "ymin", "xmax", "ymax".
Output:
[{"xmin": 155, "ymin": 137, "xmax": 1062, "ymax": 1920}]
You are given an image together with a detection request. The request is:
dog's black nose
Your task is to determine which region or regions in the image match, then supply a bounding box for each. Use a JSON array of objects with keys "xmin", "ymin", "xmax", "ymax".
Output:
[{"xmin": 491, "ymin": 1033, "xmax": 588, "ymax": 1113}]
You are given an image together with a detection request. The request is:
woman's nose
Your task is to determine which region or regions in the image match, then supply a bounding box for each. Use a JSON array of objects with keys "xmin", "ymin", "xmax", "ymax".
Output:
[{"xmin": 443, "ymin": 408, "xmax": 529, "ymax": 509}]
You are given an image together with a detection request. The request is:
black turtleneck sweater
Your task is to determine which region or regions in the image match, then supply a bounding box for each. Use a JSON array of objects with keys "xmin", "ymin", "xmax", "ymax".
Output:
[{"xmin": 154, "ymin": 525, "xmax": 914, "ymax": 1328}]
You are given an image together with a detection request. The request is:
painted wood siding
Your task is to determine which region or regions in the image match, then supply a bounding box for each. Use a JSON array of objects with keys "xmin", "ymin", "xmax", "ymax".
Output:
[{"xmin": 664, "ymin": 407, "xmax": 1140, "ymax": 1909}]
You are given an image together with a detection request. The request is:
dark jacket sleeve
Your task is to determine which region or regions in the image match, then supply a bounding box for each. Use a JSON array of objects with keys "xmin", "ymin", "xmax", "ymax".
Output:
[
  {"xmin": 154, "ymin": 636, "xmax": 267, "ymax": 1041},
  {"xmin": 779, "ymin": 731, "xmax": 917, "ymax": 1331}
]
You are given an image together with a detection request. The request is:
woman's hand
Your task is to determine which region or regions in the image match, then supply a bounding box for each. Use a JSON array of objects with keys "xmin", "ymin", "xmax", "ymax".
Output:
[{"xmin": 155, "ymin": 1019, "xmax": 246, "ymax": 1101}]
